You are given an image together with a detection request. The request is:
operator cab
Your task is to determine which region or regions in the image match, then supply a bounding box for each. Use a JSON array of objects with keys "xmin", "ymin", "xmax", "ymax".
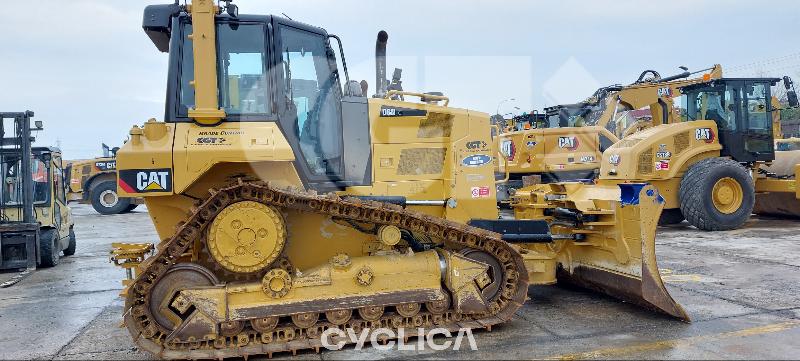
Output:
[
  {"xmin": 678, "ymin": 78, "xmax": 797, "ymax": 163},
  {"xmin": 544, "ymin": 104, "xmax": 591, "ymax": 128},
  {"xmin": 143, "ymin": 3, "xmax": 371, "ymax": 190}
]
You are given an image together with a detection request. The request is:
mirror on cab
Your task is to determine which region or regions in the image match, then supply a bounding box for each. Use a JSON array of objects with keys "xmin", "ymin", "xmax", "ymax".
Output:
[{"xmin": 784, "ymin": 76, "xmax": 799, "ymax": 108}]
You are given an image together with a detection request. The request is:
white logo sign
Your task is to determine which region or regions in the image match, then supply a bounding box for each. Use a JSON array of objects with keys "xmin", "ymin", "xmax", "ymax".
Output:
[
  {"xmin": 136, "ymin": 171, "xmax": 169, "ymax": 191},
  {"xmin": 321, "ymin": 327, "xmax": 478, "ymax": 352},
  {"xmin": 695, "ymin": 128, "xmax": 713, "ymax": 141},
  {"xmin": 558, "ymin": 136, "xmax": 577, "ymax": 149}
]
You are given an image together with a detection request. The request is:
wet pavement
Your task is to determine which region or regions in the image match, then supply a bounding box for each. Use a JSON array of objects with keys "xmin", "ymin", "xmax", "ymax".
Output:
[{"xmin": 1, "ymin": 204, "xmax": 798, "ymax": 360}]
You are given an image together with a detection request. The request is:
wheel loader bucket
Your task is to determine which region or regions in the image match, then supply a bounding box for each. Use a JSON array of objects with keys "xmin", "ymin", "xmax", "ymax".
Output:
[{"xmin": 554, "ymin": 183, "xmax": 690, "ymax": 321}]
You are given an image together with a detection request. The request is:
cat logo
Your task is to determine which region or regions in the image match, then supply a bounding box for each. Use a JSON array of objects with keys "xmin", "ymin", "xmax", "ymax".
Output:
[
  {"xmin": 657, "ymin": 87, "xmax": 672, "ymax": 97},
  {"xmin": 118, "ymin": 168, "xmax": 172, "ymax": 193},
  {"xmin": 558, "ymin": 136, "xmax": 579, "ymax": 150},
  {"xmin": 695, "ymin": 128, "xmax": 715, "ymax": 143},
  {"xmin": 136, "ymin": 171, "xmax": 169, "ymax": 191}
]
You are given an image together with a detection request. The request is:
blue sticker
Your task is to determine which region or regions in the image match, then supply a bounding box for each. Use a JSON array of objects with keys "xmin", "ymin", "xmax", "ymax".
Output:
[{"xmin": 462, "ymin": 154, "xmax": 492, "ymax": 167}]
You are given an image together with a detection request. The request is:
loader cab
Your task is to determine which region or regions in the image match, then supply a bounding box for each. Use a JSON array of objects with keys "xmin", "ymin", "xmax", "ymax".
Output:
[
  {"xmin": 678, "ymin": 78, "xmax": 780, "ymax": 163},
  {"xmin": 154, "ymin": 8, "xmax": 371, "ymax": 190}
]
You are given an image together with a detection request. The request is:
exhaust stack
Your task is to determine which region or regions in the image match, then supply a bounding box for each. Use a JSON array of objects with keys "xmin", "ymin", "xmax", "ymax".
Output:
[{"xmin": 374, "ymin": 30, "xmax": 388, "ymax": 98}]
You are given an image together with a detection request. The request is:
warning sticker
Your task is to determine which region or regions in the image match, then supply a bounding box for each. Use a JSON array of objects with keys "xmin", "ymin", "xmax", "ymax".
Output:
[
  {"xmin": 655, "ymin": 160, "xmax": 670, "ymax": 171},
  {"xmin": 470, "ymin": 186, "xmax": 491, "ymax": 198}
]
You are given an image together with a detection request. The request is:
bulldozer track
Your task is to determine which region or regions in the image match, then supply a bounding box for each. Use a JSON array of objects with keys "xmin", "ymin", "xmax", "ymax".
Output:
[{"xmin": 123, "ymin": 181, "xmax": 528, "ymax": 359}]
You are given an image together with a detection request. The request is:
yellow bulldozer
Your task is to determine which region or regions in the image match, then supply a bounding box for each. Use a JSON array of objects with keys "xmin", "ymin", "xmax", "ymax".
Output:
[
  {"xmin": 496, "ymin": 65, "xmax": 722, "ymax": 199},
  {"xmin": 594, "ymin": 76, "xmax": 800, "ymax": 229},
  {"xmin": 112, "ymin": 1, "xmax": 686, "ymax": 358}
]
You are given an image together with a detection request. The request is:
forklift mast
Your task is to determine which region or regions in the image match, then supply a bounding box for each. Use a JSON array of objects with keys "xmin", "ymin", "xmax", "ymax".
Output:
[{"xmin": 0, "ymin": 111, "xmax": 39, "ymax": 270}]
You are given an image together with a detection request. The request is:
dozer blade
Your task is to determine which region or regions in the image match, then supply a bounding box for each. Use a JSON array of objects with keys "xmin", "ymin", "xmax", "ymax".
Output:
[{"xmin": 554, "ymin": 183, "xmax": 690, "ymax": 321}]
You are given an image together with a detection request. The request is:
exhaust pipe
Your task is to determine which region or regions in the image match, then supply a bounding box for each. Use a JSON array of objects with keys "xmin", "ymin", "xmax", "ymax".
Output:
[{"xmin": 374, "ymin": 30, "xmax": 388, "ymax": 98}]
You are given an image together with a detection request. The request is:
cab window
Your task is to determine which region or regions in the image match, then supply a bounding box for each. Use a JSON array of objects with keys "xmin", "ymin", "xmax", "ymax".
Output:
[
  {"xmin": 745, "ymin": 82, "xmax": 768, "ymax": 130},
  {"xmin": 53, "ymin": 158, "xmax": 65, "ymax": 203},
  {"xmin": 744, "ymin": 82, "xmax": 772, "ymax": 153},
  {"xmin": 682, "ymin": 86, "xmax": 739, "ymax": 131},
  {"xmin": 1, "ymin": 156, "xmax": 49, "ymax": 206},
  {"xmin": 177, "ymin": 22, "xmax": 273, "ymax": 117},
  {"xmin": 217, "ymin": 23, "xmax": 271, "ymax": 115},
  {"xmin": 280, "ymin": 27, "xmax": 343, "ymax": 177}
]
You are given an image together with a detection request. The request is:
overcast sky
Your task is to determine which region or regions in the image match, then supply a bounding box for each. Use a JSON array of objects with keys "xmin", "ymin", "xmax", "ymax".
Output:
[{"xmin": 2, "ymin": 0, "xmax": 799, "ymax": 159}]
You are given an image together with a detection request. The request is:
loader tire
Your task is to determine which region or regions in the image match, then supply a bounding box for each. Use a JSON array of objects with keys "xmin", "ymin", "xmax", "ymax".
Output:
[
  {"xmin": 122, "ymin": 204, "xmax": 139, "ymax": 213},
  {"xmin": 39, "ymin": 229, "xmax": 60, "ymax": 267},
  {"xmin": 90, "ymin": 180, "xmax": 131, "ymax": 215},
  {"xmin": 658, "ymin": 208, "xmax": 685, "ymax": 225},
  {"xmin": 679, "ymin": 157, "xmax": 754, "ymax": 231},
  {"xmin": 63, "ymin": 226, "xmax": 76, "ymax": 256}
]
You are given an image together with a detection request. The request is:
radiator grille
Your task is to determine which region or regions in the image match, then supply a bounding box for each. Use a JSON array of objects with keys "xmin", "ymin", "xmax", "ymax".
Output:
[
  {"xmin": 397, "ymin": 148, "xmax": 446, "ymax": 175},
  {"xmin": 417, "ymin": 112, "xmax": 453, "ymax": 138},
  {"xmin": 674, "ymin": 132, "xmax": 690, "ymax": 155},
  {"xmin": 638, "ymin": 149, "xmax": 653, "ymax": 175}
]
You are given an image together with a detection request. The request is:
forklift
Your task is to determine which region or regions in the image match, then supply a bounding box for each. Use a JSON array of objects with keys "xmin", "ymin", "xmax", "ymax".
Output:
[{"xmin": 0, "ymin": 111, "xmax": 75, "ymax": 273}]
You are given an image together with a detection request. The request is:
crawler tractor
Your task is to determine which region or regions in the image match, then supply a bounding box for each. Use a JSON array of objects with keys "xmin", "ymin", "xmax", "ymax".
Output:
[{"xmin": 113, "ymin": 1, "xmax": 683, "ymax": 358}]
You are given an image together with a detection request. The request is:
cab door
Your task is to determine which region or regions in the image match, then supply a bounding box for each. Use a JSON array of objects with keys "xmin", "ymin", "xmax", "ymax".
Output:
[
  {"xmin": 740, "ymin": 80, "xmax": 775, "ymax": 162},
  {"xmin": 274, "ymin": 21, "xmax": 371, "ymax": 191},
  {"xmin": 51, "ymin": 156, "xmax": 72, "ymax": 240}
]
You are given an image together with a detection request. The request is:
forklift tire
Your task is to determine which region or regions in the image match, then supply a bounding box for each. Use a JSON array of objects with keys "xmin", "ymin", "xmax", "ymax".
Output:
[
  {"xmin": 122, "ymin": 203, "xmax": 139, "ymax": 213},
  {"xmin": 39, "ymin": 229, "xmax": 60, "ymax": 267},
  {"xmin": 658, "ymin": 208, "xmax": 685, "ymax": 225},
  {"xmin": 679, "ymin": 157, "xmax": 754, "ymax": 231},
  {"xmin": 90, "ymin": 180, "xmax": 131, "ymax": 215},
  {"xmin": 63, "ymin": 226, "xmax": 76, "ymax": 256}
]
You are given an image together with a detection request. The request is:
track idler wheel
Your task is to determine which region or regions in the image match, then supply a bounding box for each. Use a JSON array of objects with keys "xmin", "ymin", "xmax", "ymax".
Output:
[
  {"xmin": 147, "ymin": 264, "xmax": 219, "ymax": 331},
  {"xmin": 459, "ymin": 249, "xmax": 504, "ymax": 302}
]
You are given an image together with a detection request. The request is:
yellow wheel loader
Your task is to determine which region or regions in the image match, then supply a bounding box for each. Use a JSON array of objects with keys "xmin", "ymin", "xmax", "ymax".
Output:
[
  {"xmin": 597, "ymin": 77, "xmax": 800, "ymax": 230},
  {"xmin": 66, "ymin": 144, "xmax": 142, "ymax": 215},
  {"xmin": 112, "ymin": 1, "xmax": 684, "ymax": 358},
  {"xmin": 496, "ymin": 65, "xmax": 722, "ymax": 200}
]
